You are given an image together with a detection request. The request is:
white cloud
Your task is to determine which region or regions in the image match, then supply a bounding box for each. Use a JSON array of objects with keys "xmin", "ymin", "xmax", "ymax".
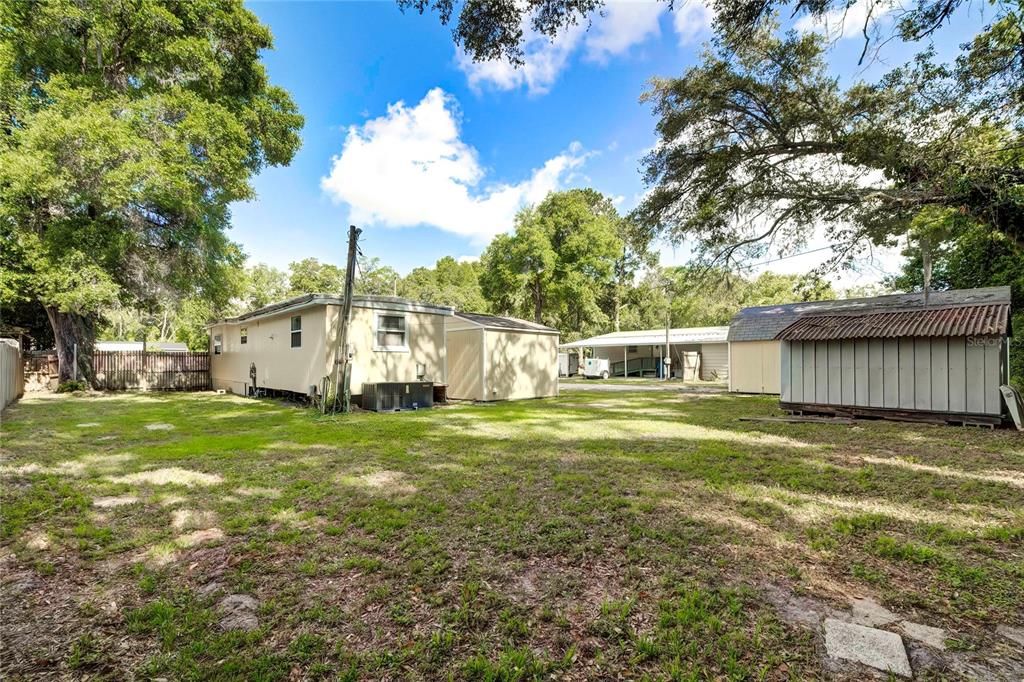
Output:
[
  {"xmin": 672, "ymin": 0, "xmax": 716, "ymax": 44},
  {"xmin": 584, "ymin": 2, "xmax": 665, "ymax": 62},
  {"xmin": 320, "ymin": 88, "xmax": 588, "ymax": 242},
  {"xmin": 458, "ymin": 1, "xmax": 715, "ymax": 94},
  {"xmin": 795, "ymin": 0, "xmax": 896, "ymax": 40},
  {"xmin": 458, "ymin": 22, "xmax": 586, "ymax": 96}
]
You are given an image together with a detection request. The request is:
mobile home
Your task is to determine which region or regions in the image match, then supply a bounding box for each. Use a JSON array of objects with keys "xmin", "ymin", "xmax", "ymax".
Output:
[{"xmin": 208, "ymin": 294, "xmax": 452, "ymax": 401}]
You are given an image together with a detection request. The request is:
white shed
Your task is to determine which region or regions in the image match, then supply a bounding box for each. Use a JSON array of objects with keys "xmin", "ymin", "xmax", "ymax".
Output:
[
  {"xmin": 776, "ymin": 287, "xmax": 1012, "ymax": 425},
  {"xmin": 446, "ymin": 312, "xmax": 560, "ymax": 401}
]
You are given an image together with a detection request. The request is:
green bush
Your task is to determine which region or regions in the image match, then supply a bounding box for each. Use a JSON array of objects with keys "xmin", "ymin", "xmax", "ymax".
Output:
[{"xmin": 56, "ymin": 380, "xmax": 89, "ymax": 393}]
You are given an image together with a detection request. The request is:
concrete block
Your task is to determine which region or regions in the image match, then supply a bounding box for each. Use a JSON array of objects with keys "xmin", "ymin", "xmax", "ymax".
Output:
[{"xmin": 824, "ymin": 618, "xmax": 912, "ymax": 678}]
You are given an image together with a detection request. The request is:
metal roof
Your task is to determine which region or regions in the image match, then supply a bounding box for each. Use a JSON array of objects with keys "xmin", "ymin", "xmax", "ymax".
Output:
[
  {"xmin": 776, "ymin": 303, "xmax": 1012, "ymax": 341},
  {"xmin": 560, "ymin": 326, "xmax": 729, "ymax": 349},
  {"xmin": 728, "ymin": 286, "xmax": 1012, "ymax": 342},
  {"xmin": 453, "ymin": 312, "xmax": 559, "ymax": 334}
]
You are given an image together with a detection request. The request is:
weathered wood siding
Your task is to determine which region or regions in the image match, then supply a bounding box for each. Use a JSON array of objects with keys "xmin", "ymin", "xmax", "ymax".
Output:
[{"xmin": 781, "ymin": 335, "xmax": 1007, "ymax": 416}]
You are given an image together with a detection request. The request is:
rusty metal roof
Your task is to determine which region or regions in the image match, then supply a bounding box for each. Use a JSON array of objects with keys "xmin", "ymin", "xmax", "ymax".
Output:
[
  {"xmin": 729, "ymin": 286, "xmax": 1011, "ymax": 342},
  {"xmin": 775, "ymin": 303, "xmax": 1011, "ymax": 341}
]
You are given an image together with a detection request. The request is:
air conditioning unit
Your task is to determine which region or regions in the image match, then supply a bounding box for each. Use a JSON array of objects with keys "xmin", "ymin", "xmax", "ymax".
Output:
[{"xmin": 360, "ymin": 381, "xmax": 434, "ymax": 412}]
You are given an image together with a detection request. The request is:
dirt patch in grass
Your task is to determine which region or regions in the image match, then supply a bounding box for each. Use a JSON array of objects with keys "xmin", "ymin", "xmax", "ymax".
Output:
[
  {"xmin": 171, "ymin": 509, "xmax": 218, "ymax": 531},
  {"xmin": 107, "ymin": 467, "xmax": 222, "ymax": 487},
  {"xmin": 93, "ymin": 495, "xmax": 140, "ymax": 508},
  {"xmin": 344, "ymin": 470, "xmax": 418, "ymax": 496}
]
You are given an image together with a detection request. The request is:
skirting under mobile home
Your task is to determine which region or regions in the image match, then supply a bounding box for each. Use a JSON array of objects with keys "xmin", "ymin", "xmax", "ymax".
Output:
[{"xmin": 775, "ymin": 290, "xmax": 1012, "ymax": 424}]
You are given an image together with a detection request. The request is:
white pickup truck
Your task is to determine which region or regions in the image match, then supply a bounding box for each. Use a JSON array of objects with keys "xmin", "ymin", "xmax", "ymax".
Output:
[{"xmin": 583, "ymin": 357, "xmax": 610, "ymax": 379}]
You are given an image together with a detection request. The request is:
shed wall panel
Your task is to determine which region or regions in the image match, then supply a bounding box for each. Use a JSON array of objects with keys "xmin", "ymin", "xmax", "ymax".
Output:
[
  {"xmin": 948, "ymin": 337, "xmax": 967, "ymax": 412},
  {"xmin": 791, "ymin": 341, "xmax": 803, "ymax": 403},
  {"xmin": 965, "ymin": 342, "xmax": 986, "ymax": 414},
  {"xmin": 729, "ymin": 340, "xmax": 781, "ymax": 394},
  {"xmin": 868, "ymin": 339, "xmax": 884, "ymax": 407},
  {"xmin": 898, "ymin": 338, "xmax": 915, "ymax": 410},
  {"xmin": 840, "ymin": 341, "xmax": 855, "ymax": 405},
  {"xmin": 446, "ymin": 328, "xmax": 484, "ymax": 401},
  {"xmin": 814, "ymin": 342, "xmax": 828, "ymax": 404},
  {"xmin": 883, "ymin": 339, "xmax": 900, "ymax": 409},
  {"xmin": 827, "ymin": 340, "xmax": 842, "ymax": 404},
  {"xmin": 914, "ymin": 338, "xmax": 931, "ymax": 411},
  {"xmin": 854, "ymin": 341, "xmax": 869, "ymax": 406},
  {"xmin": 802, "ymin": 342, "xmax": 815, "ymax": 401},
  {"xmin": 930, "ymin": 338, "xmax": 949, "ymax": 412}
]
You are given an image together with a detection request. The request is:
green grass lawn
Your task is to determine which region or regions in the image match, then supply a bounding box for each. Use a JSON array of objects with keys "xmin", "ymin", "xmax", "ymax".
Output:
[{"xmin": 1, "ymin": 390, "xmax": 1022, "ymax": 680}]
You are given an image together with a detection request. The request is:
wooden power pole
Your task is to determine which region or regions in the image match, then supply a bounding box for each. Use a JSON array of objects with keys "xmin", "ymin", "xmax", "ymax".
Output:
[{"xmin": 335, "ymin": 224, "xmax": 361, "ymax": 413}]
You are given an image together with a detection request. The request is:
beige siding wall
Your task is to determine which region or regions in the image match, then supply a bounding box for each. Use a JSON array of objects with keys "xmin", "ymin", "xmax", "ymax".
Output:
[
  {"xmin": 325, "ymin": 305, "xmax": 447, "ymax": 394},
  {"xmin": 1, "ymin": 338, "xmax": 24, "ymax": 410},
  {"xmin": 210, "ymin": 306, "xmax": 329, "ymax": 395},
  {"xmin": 484, "ymin": 330, "xmax": 558, "ymax": 401},
  {"xmin": 699, "ymin": 343, "xmax": 729, "ymax": 381},
  {"xmin": 729, "ymin": 340, "xmax": 781, "ymax": 394},
  {"xmin": 446, "ymin": 328, "xmax": 484, "ymax": 401},
  {"xmin": 211, "ymin": 304, "xmax": 448, "ymax": 396}
]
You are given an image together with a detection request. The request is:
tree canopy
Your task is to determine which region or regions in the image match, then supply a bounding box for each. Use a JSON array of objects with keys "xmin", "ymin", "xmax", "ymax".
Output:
[
  {"xmin": 0, "ymin": 0, "xmax": 303, "ymax": 382},
  {"xmin": 633, "ymin": 27, "xmax": 1023, "ymax": 269},
  {"xmin": 480, "ymin": 189, "xmax": 625, "ymax": 337}
]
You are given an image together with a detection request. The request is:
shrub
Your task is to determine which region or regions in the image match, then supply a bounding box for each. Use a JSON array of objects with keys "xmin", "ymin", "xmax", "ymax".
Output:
[{"xmin": 56, "ymin": 380, "xmax": 89, "ymax": 393}]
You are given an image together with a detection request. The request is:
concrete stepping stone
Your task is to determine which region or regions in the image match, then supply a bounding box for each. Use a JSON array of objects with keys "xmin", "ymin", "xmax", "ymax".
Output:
[
  {"xmin": 849, "ymin": 597, "xmax": 899, "ymax": 627},
  {"xmin": 900, "ymin": 621, "xmax": 947, "ymax": 650},
  {"xmin": 824, "ymin": 618, "xmax": 912, "ymax": 678},
  {"xmin": 144, "ymin": 422, "xmax": 174, "ymax": 431},
  {"xmin": 217, "ymin": 594, "xmax": 258, "ymax": 631}
]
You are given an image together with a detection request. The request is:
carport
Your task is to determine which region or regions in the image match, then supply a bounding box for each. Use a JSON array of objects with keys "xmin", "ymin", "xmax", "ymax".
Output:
[{"xmin": 560, "ymin": 327, "xmax": 730, "ymax": 380}]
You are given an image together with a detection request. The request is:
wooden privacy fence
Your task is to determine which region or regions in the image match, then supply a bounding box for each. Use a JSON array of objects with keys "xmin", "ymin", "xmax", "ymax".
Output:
[{"xmin": 93, "ymin": 351, "xmax": 211, "ymax": 391}]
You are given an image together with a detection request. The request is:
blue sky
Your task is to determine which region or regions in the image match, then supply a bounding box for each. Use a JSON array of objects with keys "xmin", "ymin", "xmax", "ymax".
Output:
[{"xmin": 232, "ymin": 1, "xmax": 982, "ymax": 284}]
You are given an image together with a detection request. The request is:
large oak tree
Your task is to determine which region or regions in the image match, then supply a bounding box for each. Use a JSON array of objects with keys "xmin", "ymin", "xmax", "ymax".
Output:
[{"xmin": 0, "ymin": 0, "xmax": 302, "ymax": 383}]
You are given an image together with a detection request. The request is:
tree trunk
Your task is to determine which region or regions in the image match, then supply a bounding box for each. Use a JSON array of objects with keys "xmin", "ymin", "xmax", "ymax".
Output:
[{"xmin": 45, "ymin": 307, "xmax": 97, "ymax": 385}]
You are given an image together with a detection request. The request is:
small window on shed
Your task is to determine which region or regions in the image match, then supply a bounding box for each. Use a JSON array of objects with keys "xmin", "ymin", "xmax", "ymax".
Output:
[
  {"xmin": 628, "ymin": 345, "xmax": 638, "ymax": 353},
  {"xmin": 376, "ymin": 314, "xmax": 407, "ymax": 350},
  {"xmin": 240, "ymin": 327, "xmax": 248, "ymax": 345},
  {"xmin": 290, "ymin": 316, "xmax": 302, "ymax": 348},
  {"xmin": 213, "ymin": 334, "xmax": 222, "ymax": 355}
]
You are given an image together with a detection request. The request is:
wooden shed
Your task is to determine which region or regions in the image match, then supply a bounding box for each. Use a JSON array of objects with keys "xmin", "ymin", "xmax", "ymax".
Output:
[
  {"xmin": 776, "ymin": 286, "xmax": 1012, "ymax": 425},
  {"xmin": 446, "ymin": 312, "xmax": 559, "ymax": 402}
]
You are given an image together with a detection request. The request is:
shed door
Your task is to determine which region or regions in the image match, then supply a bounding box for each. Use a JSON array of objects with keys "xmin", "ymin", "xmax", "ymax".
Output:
[{"xmin": 730, "ymin": 341, "xmax": 781, "ymax": 394}]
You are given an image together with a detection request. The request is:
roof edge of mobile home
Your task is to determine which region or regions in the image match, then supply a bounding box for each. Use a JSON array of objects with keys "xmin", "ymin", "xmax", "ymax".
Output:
[
  {"xmin": 560, "ymin": 326, "xmax": 729, "ymax": 348},
  {"xmin": 209, "ymin": 293, "xmax": 455, "ymax": 327}
]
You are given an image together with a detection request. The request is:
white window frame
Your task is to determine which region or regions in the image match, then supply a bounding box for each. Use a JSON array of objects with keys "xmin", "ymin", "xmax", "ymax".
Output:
[
  {"xmin": 240, "ymin": 326, "xmax": 248, "ymax": 345},
  {"xmin": 290, "ymin": 315, "xmax": 302, "ymax": 348},
  {"xmin": 213, "ymin": 334, "xmax": 222, "ymax": 355},
  {"xmin": 374, "ymin": 313, "xmax": 408, "ymax": 352}
]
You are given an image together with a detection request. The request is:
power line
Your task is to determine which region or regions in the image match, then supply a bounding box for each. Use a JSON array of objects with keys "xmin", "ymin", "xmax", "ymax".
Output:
[{"xmin": 744, "ymin": 242, "xmax": 852, "ymax": 268}]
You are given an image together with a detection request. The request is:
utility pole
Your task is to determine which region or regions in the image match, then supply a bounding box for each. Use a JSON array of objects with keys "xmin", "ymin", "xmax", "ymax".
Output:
[
  {"xmin": 663, "ymin": 277, "xmax": 672, "ymax": 381},
  {"xmin": 334, "ymin": 225, "xmax": 361, "ymax": 413}
]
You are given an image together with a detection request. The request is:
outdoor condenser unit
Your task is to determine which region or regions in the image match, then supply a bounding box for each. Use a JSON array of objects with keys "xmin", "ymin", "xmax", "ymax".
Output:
[{"xmin": 360, "ymin": 381, "xmax": 434, "ymax": 412}]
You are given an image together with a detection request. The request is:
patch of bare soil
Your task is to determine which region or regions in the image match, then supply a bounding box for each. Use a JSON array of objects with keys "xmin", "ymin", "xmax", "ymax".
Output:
[
  {"xmin": 93, "ymin": 495, "xmax": 140, "ymax": 508},
  {"xmin": 107, "ymin": 467, "xmax": 222, "ymax": 487}
]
